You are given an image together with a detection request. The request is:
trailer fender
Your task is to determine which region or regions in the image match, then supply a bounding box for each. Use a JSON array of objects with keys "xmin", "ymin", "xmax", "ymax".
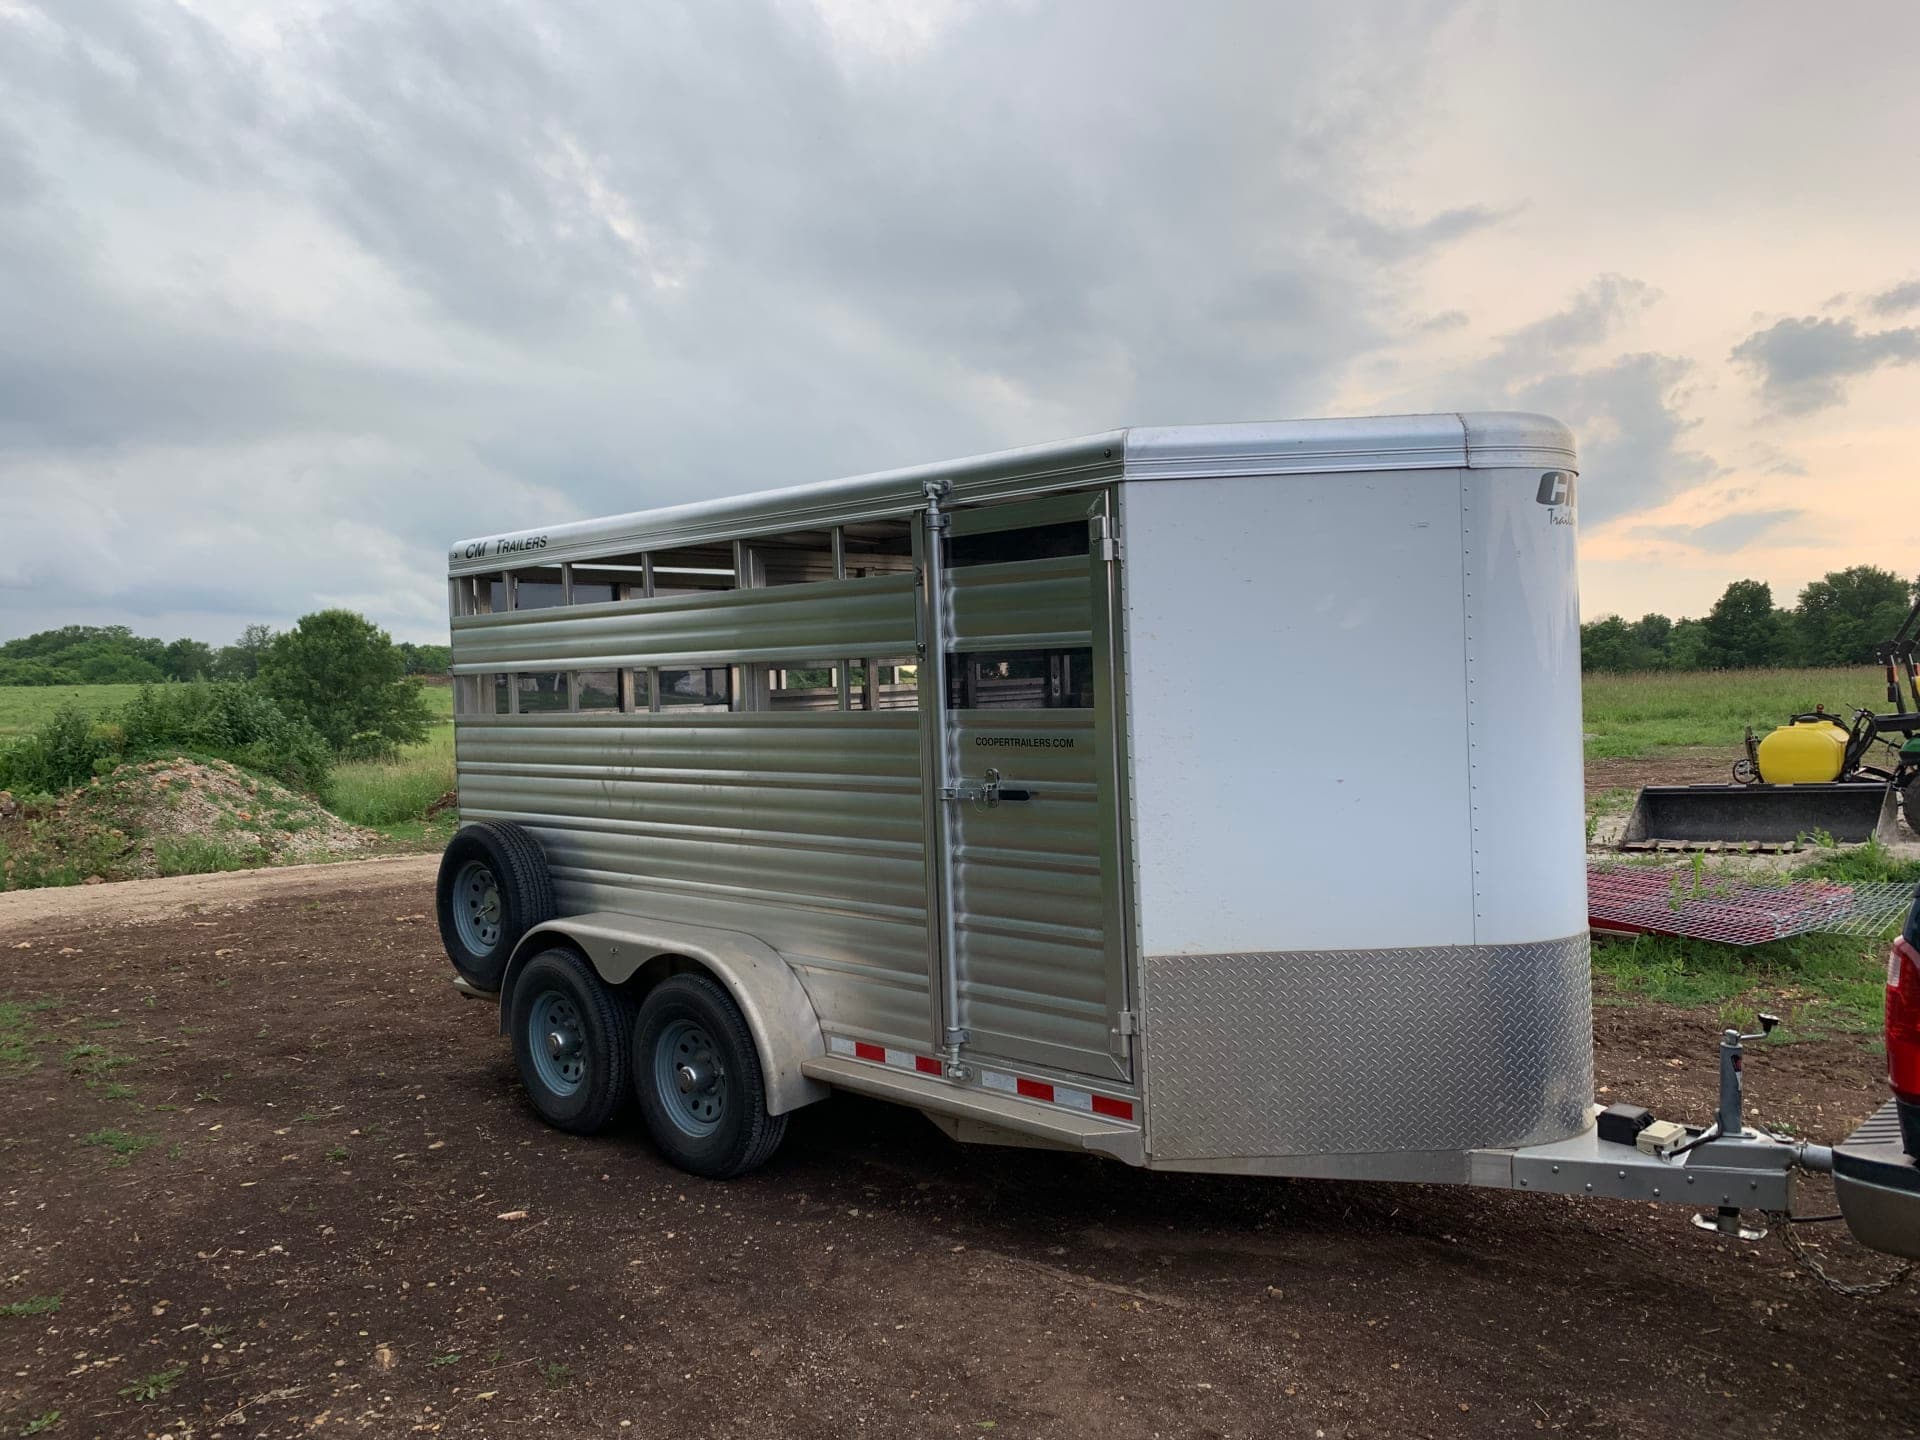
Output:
[{"xmin": 499, "ymin": 913, "xmax": 829, "ymax": 1116}]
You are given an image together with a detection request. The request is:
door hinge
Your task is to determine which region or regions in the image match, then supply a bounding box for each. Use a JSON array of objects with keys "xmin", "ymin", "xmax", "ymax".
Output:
[
  {"xmin": 1114, "ymin": 1009, "xmax": 1140, "ymax": 1037},
  {"xmin": 1093, "ymin": 515, "xmax": 1122, "ymax": 563}
]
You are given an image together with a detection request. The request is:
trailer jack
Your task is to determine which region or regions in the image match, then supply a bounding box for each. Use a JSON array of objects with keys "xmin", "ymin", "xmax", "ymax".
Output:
[{"xmin": 1686, "ymin": 1015, "xmax": 1789, "ymax": 1241}]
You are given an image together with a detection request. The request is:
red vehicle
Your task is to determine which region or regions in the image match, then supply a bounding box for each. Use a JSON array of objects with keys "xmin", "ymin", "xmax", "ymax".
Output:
[{"xmin": 1833, "ymin": 884, "xmax": 1920, "ymax": 1258}]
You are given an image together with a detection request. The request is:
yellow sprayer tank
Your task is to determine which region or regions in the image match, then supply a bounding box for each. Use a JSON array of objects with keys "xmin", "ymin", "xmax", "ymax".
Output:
[{"xmin": 1756, "ymin": 718, "xmax": 1849, "ymax": 784}]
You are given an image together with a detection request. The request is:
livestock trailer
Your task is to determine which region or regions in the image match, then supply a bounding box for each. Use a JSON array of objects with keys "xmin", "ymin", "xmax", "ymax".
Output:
[{"xmin": 439, "ymin": 412, "xmax": 1917, "ymax": 1256}]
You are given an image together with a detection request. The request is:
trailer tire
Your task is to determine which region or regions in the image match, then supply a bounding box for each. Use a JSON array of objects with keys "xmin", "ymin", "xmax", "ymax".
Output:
[
  {"xmin": 508, "ymin": 947, "xmax": 635, "ymax": 1135},
  {"xmin": 435, "ymin": 822, "xmax": 556, "ymax": 992},
  {"xmin": 1904, "ymin": 778, "xmax": 1920, "ymax": 840},
  {"xmin": 632, "ymin": 974, "xmax": 788, "ymax": 1179}
]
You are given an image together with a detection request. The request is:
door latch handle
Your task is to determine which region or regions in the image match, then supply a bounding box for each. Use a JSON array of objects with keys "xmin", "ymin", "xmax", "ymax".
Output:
[{"xmin": 940, "ymin": 767, "xmax": 1033, "ymax": 807}]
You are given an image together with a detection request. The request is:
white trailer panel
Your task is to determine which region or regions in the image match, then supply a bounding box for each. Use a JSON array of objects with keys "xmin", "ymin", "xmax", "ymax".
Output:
[{"xmin": 1120, "ymin": 467, "xmax": 1476, "ymax": 956}]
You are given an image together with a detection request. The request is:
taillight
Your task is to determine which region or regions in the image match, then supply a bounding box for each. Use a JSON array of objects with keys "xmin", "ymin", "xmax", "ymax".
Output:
[{"xmin": 1888, "ymin": 934, "xmax": 1920, "ymax": 1103}]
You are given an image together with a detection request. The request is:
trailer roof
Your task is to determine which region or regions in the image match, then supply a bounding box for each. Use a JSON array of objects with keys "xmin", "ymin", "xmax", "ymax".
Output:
[{"xmin": 448, "ymin": 411, "xmax": 1575, "ymax": 575}]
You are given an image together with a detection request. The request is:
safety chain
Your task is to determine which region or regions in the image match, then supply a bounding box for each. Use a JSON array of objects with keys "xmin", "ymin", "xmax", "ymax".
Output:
[{"xmin": 1770, "ymin": 1212, "xmax": 1915, "ymax": 1298}]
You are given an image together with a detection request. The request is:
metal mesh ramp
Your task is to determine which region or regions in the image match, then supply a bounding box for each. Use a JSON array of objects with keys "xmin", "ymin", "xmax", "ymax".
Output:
[{"xmin": 1588, "ymin": 863, "xmax": 1918, "ymax": 945}]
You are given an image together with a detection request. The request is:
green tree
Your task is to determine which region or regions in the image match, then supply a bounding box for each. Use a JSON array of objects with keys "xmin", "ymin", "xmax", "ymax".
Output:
[
  {"xmin": 1580, "ymin": 616, "xmax": 1635, "ymax": 672},
  {"xmin": 257, "ymin": 610, "xmax": 432, "ymax": 757},
  {"xmin": 1581, "ymin": 612, "xmax": 1678, "ymax": 671},
  {"xmin": 1790, "ymin": 565, "xmax": 1913, "ymax": 666},
  {"xmin": 162, "ymin": 638, "xmax": 215, "ymax": 681},
  {"xmin": 1, "ymin": 625, "xmax": 176, "ymax": 683},
  {"xmin": 0, "ymin": 658, "xmax": 64, "ymax": 685},
  {"xmin": 394, "ymin": 642, "xmax": 452, "ymax": 676},
  {"xmin": 74, "ymin": 650, "xmax": 163, "ymax": 684},
  {"xmin": 209, "ymin": 623, "xmax": 276, "ymax": 681},
  {"xmin": 1702, "ymin": 579, "xmax": 1785, "ymax": 668},
  {"xmin": 1627, "ymin": 613, "xmax": 1673, "ymax": 668},
  {"xmin": 1667, "ymin": 617, "xmax": 1710, "ymax": 670}
]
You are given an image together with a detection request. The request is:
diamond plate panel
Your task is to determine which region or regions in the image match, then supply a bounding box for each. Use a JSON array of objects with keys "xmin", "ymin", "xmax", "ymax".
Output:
[{"xmin": 1142, "ymin": 936, "xmax": 1593, "ymax": 1160}]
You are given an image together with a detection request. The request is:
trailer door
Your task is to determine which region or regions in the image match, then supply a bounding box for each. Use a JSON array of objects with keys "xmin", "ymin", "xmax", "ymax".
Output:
[{"xmin": 926, "ymin": 490, "xmax": 1132, "ymax": 1084}]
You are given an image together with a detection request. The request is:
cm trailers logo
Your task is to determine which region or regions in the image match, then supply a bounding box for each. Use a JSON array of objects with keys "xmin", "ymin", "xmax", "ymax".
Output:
[
  {"xmin": 460, "ymin": 534, "xmax": 550, "ymax": 560},
  {"xmin": 1535, "ymin": 470, "xmax": 1576, "ymax": 526}
]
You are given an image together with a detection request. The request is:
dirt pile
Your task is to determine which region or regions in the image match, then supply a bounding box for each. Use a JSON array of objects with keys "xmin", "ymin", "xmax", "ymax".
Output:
[{"xmin": 0, "ymin": 758, "xmax": 376, "ymax": 889}]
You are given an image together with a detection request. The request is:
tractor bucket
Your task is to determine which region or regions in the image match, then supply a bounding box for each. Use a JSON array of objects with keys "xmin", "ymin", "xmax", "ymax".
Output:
[{"xmin": 1620, "ymin": 782, "xmax": 1901, "ymax": 850}]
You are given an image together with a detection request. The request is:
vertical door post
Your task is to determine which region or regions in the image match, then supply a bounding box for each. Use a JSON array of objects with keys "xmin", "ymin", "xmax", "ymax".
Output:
[{"xmin": 920, "ymin": 477, "xmax": 970, "ymax": 1075}]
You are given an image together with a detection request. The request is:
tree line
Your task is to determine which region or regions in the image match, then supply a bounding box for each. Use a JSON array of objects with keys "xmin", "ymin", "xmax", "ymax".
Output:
[
  {"xmin": 1582, "ymin": 565, "xmax": 1920, "ymax": 673},
  {"xmin": 1, "ymin": 609, "xmax": 436, "ymax": 796},
  {"xmin": 0, "ymin": 623, "xmax": 452, "ymax": 686}
]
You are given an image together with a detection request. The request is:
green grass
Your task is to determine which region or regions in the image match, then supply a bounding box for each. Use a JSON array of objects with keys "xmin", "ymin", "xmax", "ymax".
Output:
[
  {"xmin": 118, "ymin": 1363, "xmax": 187, "ymax": 1402},
  {"xmin": 1592, "ymin": 928, "xmax": 1888, "ymax": 1036},
  {"xmin": 1795, "ymin": 833, "xmax": 1920, "ymax": 886},
  {"xmin": 152, "ymin": 834, "xmax": 266, "ymax": 876},
  {"xmin": 64, "ymin": 1042, "xmax": 133, "ymax": 1077},
  {"xmin": 326, "ymin": 722, "xmax": 453, "ymax": 827},
  {"xmin": 82, "ymin": 1128, "xmax": 158, "ymax": 1165},
  {"xmin": 0, "ymin": 683, "xmax": 146, "ymax": 737},
  {"xmin": 0, "ymin": 1295, "xmax": 60, "ymax": 1318},
  {"xmin": 1582, "ymin": 666, "xmax": 1894, "ymax": 760},
  {"xmin": 0, "ymin": 999, "xmax": 56, "ymax": 1072}
]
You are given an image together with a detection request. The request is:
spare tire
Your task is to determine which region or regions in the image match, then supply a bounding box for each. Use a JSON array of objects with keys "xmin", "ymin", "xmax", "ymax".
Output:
[{"xmin": 435, "ymin": 821, "xmax": 556, "ymax": 991}]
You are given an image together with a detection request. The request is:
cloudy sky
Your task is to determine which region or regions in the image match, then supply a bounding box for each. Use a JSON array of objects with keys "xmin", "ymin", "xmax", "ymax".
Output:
[{"xmin": 1, "ymin": 0, "xmax": 1917, "ymax": 645}]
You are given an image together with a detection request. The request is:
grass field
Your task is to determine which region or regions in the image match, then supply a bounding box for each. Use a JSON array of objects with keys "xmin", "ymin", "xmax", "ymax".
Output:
[
  {"xmin": 326, "ymin": 723, "xmax": 455, "ymax": 834},
  {"xmin": 0, "ymin": 679, "xmax": 451, "ymax": 735},
  {"xmin": 0, "ymin": 683, "xmax": 147, "ymax": 736},
  {"xmin": 323, "ymin": 683, "xmax": 454, "ymax": 836},
  {"xmin": 1581, "ymin": 666, "xmax": 1899, "ymax": 759},
  {"xmin": 1590, "ymin": 928, "xmax": 1886, "ymax": 1037}
]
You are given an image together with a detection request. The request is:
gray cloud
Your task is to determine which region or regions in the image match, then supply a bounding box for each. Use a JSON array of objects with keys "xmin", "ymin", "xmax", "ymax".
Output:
[
  {"xmin": 1730, "ymin": 315, "xmax": 1920, "ymax": 415},
  {"xmin": 0, "ymin": 0, "xmax": 1490, "ymax": 642},
  {"xmin": 1481, "ymin": 274, "xmax": 1658, "ymax": 376},
  {"xmin": 1511, "ymin": 351, "xmax": 1717, "ymax": 524},
  {"xmin": 1869, "ymin": 280, "xmax": 1920, "ymax": 316},
  {"xmin": 1334, "ymin": 203, "xmax": 1513, "ymax": 262},
  {"xmin": 1381, "ymin": 275, "xmax": 1715, "ymax": 525},
  {"xmin": 1633, "ymin": 508, "xmax": 1805, "ymax": 554}
]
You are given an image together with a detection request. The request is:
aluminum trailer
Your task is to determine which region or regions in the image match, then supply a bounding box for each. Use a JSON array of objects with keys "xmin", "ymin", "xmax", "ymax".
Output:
[{"xmin": 439, "ymin": 411, "xmax": 1916, "ymax": 1256}]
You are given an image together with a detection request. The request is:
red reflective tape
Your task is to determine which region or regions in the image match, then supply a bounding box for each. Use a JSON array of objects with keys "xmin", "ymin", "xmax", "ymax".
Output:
[
  {"xmin": 1016, "ymin": 1078, "xmax": 1054, "ymax": 1101},
  {"xmin": 914, "ymin": 1055, "xmax": 941, "ymax": 1075},
  {"xmin": 1091, "ymin": 1095, "xmax": 1134, "ymax": 1120},
  {"xmin": 853, "ymin": 1041, "xmax": 885, "ymax": 1063}
]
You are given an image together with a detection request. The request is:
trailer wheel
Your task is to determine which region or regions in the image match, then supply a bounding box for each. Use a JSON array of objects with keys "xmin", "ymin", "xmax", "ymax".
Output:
[
  {"xmin": 508, "ymin": 947, "xmax": 635, "ymax": 1134},
  {"xmin": 1904, "ymin": 778, "xmax": 1920, "ymax": 840},
  {"xmin": 435, "ymin": 822, "xmax": 555, "ymax": 991},
  {"xmin": 632, "ymin": 974, "xmax": 788, "ymax": 1179}
]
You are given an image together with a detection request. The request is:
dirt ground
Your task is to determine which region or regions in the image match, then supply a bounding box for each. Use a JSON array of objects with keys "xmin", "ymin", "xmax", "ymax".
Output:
[
  {"xmin": 1, "ymin": 864, "xmax": 1916, "ymax": 1440},
  {"xmin": 1585, "ymin": 746, "xmax": 1744, "ymax": 798}
]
